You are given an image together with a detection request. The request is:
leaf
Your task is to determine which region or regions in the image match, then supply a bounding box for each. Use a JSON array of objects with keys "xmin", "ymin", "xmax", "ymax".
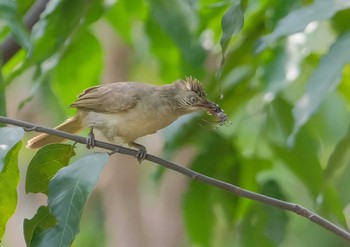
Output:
[
  {"xmin": 23, "ymin": 206, "xmax": 57, "ymax": 246},
  {"xmin": 324, "ymin": 125, "xmax": 350, "ymax": 183},
  {"xmin": 145, "ymin": 18, "xmax": 182, "ymax": 81},
  {"xmin": 0, "ymin": 0, "xmax": 31, "ymax": 52},
  {"xmin": 105, "ymin": 0, "xmax": 147, "ymax": 43},
  {"xmin": 183, "ymin": 181, "xmax": 214, "ymax": 246},
  {"xmin": 256, "ymin": 0, "xmax": 350, "ymax": 52},
  {"xmin": 0, "ymin": 127, "xmax": 24, "ymax": 240},
  {"xmin": 51, "ymin": 30, "xmax": 103, "ymax": 109},
  {"xmin": 183, "ymin": 134, "xmax": 238, "ymax": 246},
  {"xmin": 241, "ymin": 180, "xmax": 288, "ymax": 246},
  {"xmin": 147, "ymin": 0, "xmax": 206, "ymax": 76},
  {"xmin": 25, "ymin": 144, "xmax": 75, "ymax": 195},
  {"xmin": 271, "ymin": 129, "xmax": 323, "ymax": 197},
  {"xmin": 30, "ymin": 152, "xmax": 109, "ymax": 247},
  {"xmin": 288, "ymin": 31, "xmax": 350, "ymax": 144},
  {"xmin": 0, "ymin": 127, "xmax": 24, "ymax": 166},
  {"xmin": 217, "ymin": 2, "xmax": 244, "ymax": 79}
]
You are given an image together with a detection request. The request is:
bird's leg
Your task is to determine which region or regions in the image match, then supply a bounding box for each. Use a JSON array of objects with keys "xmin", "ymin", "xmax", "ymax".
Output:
[
  {"xmin": 130, "ymin": 142, "xmax": 147, "ymax": 163},
  {"xmin": 86, "ymin": 127, "xmax": 96, "ymax": 149}
]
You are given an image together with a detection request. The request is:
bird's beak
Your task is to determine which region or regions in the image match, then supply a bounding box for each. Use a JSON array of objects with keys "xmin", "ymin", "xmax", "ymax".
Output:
[{"xmin": 199, "ymin": 100, "xmax": 228, "ymax": 126}]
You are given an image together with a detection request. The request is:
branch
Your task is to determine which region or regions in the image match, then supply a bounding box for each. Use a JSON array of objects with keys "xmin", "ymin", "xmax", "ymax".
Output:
[
  {"xmin": 1, "ymin": 0, "xmax": 49, "ymax": 64},
  {"xmin": 0, "ymin": 115, "xmax": 349, "ymax": 242}
]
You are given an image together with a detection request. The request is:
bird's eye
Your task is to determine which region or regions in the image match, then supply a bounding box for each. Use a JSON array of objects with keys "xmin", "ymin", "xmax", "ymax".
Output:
[{"xmin": 189, "ymin": 96, "xmax": 197, "ymax": 104}]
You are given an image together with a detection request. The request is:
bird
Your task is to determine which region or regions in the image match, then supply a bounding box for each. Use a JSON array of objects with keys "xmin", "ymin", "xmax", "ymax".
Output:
[{"xmin": 27, "ymin": 77, "xmax": 227, "ymax": 162}]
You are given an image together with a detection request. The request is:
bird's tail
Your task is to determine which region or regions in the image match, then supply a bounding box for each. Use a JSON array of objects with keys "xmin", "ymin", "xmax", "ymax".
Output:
[{"xmin": 26, "ymin": 115, "xmax": 83, "ymax": 149}]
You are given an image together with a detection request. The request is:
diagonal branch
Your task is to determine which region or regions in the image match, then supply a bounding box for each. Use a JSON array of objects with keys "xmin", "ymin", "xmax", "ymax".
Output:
[
  {"xmin": 1, "ymin": 0, "xmax": 49, "ymax": 64},
  {"xmin": 0, "ymin": 115, "xmax": 349, "ymax": 242}
]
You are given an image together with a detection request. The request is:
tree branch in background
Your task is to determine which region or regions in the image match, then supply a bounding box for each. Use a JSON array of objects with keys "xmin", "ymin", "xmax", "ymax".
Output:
[
  {"xmin": 0, "ymin": 116, "xmax": 350, "ymax": 242},
  {"xmin": 1, "ymin": 0, "xmax": 49, "ymax": 64}
]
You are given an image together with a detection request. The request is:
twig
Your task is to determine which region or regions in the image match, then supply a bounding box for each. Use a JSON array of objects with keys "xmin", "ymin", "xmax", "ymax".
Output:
[
  {"xmin": 1, "ymin": 0, "xmax": 49, "ymax": 64},
  {"xmin": 0, "ymin": 115, "xmax": 349, "ymax": 242}
]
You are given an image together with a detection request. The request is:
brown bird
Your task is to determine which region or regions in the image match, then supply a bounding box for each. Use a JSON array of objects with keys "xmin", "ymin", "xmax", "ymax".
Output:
[{"xmin": 27, "ymin": 77, "xmax": 227, "ymax": 161}]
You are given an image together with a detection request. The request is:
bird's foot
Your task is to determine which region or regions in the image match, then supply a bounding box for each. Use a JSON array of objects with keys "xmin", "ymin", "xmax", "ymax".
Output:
[
  {"xmin": 130, "ymin": 142, "xmax": 147, "ymax": 163},
  {"xmin": 86, "ymin": 127, "xmax": 96, "ymax": 149}
]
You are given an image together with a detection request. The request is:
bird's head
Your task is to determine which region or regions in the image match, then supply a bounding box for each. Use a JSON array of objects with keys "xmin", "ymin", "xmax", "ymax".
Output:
[
  {"xmin": 174, "ymin": 77, "xmax": 228, "ymax": 125},
  {"xmin": 174, "ymin": 77, "xmax": 209, "ymax": 112}
]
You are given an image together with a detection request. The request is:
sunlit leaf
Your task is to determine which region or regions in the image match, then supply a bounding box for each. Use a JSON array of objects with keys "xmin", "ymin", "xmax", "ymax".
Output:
[
  {"xmin": 0, "ymin": 127, "xmax": 24, "ymax": 240},
  {"xmin": 25, "ymin": 144, "xmax": 75, "ymax": 195},
  {"xmin": 289, "ymin": 31, "xmax": 350, "ymax": 144},
  {"xmin": 257, "ymin": 0, "xmax": 350, "ymax": 52},
  {"xmin": 30, "ymin": 153, "xmax": 109, "ymax": 247}
]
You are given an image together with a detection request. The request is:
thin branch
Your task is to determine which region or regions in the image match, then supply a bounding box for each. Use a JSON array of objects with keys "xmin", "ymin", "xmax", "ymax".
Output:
[
  {"xmin": 0, "ymin": 115, "xmax": 349, "ymax": 242},
  {"xmin": 1, "ymin": 0, "xmax": 49, "ymax": 64}
]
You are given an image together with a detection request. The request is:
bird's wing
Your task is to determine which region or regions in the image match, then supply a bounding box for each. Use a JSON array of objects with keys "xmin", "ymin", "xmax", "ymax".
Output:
[{"xmin": 70, "ymin": 82, "xmax": 141, "ymax": 113}]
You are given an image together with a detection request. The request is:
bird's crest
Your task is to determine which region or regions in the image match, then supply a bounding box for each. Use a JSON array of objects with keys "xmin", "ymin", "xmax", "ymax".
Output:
[{"xmin": 180, "ymin": 77, "xmax": 207, "ymax": 98}]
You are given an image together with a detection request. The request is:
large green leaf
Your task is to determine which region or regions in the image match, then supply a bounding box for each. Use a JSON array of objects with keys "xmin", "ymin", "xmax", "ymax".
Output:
[
  {"xmin": 289, "ymin": 31, "xmax": 350, "ymax": 144},
  {"xmin": 25, "ymin": 144, "xmax": 75, "ymax": 195},
  {"xmin": 257, "ymin": 0, "xmax": 350, "ymax": 52},
  {"xmin": 30, "ymin": 152, "xmax": 109, "ymax": 247},
  {"xmin": 0, "ymin": 127, "xmax": 24, "ymax": 241}
]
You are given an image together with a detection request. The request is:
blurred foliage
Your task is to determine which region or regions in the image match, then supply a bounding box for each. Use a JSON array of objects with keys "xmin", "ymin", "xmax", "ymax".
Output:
[
  {"xmin": 0, "ymin": 128, "xmax": 23, "ymax": 240},
  {"xmin": 1, "ymin": 0, "xmax": 350, "ymax": 246}
]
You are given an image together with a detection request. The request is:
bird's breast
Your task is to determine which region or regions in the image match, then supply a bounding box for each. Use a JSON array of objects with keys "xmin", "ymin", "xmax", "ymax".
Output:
[{"xmin": 80, "ymin": 107, "xmax": 179, "ymax": 143}]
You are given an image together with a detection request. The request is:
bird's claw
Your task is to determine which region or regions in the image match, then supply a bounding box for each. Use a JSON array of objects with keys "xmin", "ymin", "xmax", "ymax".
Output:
[
  {"xmin": 130, "ymin": 142, "xmax": 147, "ymax": 163},
  {"xmin": 86, "ymin": 128, "xmax": 96, "ymax": 149},
  {"xmin": 136, "ymin": 146, "xmax": 147, "ymax": 163}
]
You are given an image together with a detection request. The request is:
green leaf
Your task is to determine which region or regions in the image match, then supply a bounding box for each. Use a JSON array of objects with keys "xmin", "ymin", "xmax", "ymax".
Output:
[
  {"xmin": 0, "ymin": 127, "xmax": 24, "ymax": 164},
  {"xmin": 241, "ymin": 180, "xmax": 288, "ymax": 246},
  {"xmin": 145, "ymin": 17, "xmax": 182, "ymax": 81},
  {"xmin": 17, "ymin": 0, "xmax": 103, "ymax": 71},
  {"xmin": 183, "ymin": 182, "xmax": 214, "ymax": 247},
  {"xmin": 271, "ymin": 129, "xmax": 323, "ymax": 197},
  {"xmin": 324, "ymin": 125, "xmax": 350, "ymax": 183},
  {"xmin": 256, "ymin": 0, "xmax": 350, "ymax": 52},
  {"xmin": 24, "ymin": 206, "xmax": 57, "ymax": 246},
  {"xmin": 289, "ymin": 31, "xmax": 350, "ymax": 144},
  {"xmin": 147, "ymin": 0, "xmax": 206, "ymax": 75},
  {"xmin": 0, "ymin": 127, "xmax": 24, "ymax": 240},
  {"xmin": 30, "ymin": 153, "xmax": 109, "ymax": 247},
  {"xmin": 105, "ymin": 0, "xmax": 147, "ymax": 43},
  {"xmin": 183, "ymin": 134, "xmax": 238, "ymax": 246},
  {"xmin": 0, "ymin": 0, "xmax": 31, "ymax": 52},
  {"xmin": 218, "ymin": 2, "xmax": 244, "ymax": 79},
  {"xmin": 51, "ymin": 30, "xmax": 102, "ymax": 109},
  {"xmin": 25, "ymin": 144, "xmax": 75, "ymax": 195}
]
